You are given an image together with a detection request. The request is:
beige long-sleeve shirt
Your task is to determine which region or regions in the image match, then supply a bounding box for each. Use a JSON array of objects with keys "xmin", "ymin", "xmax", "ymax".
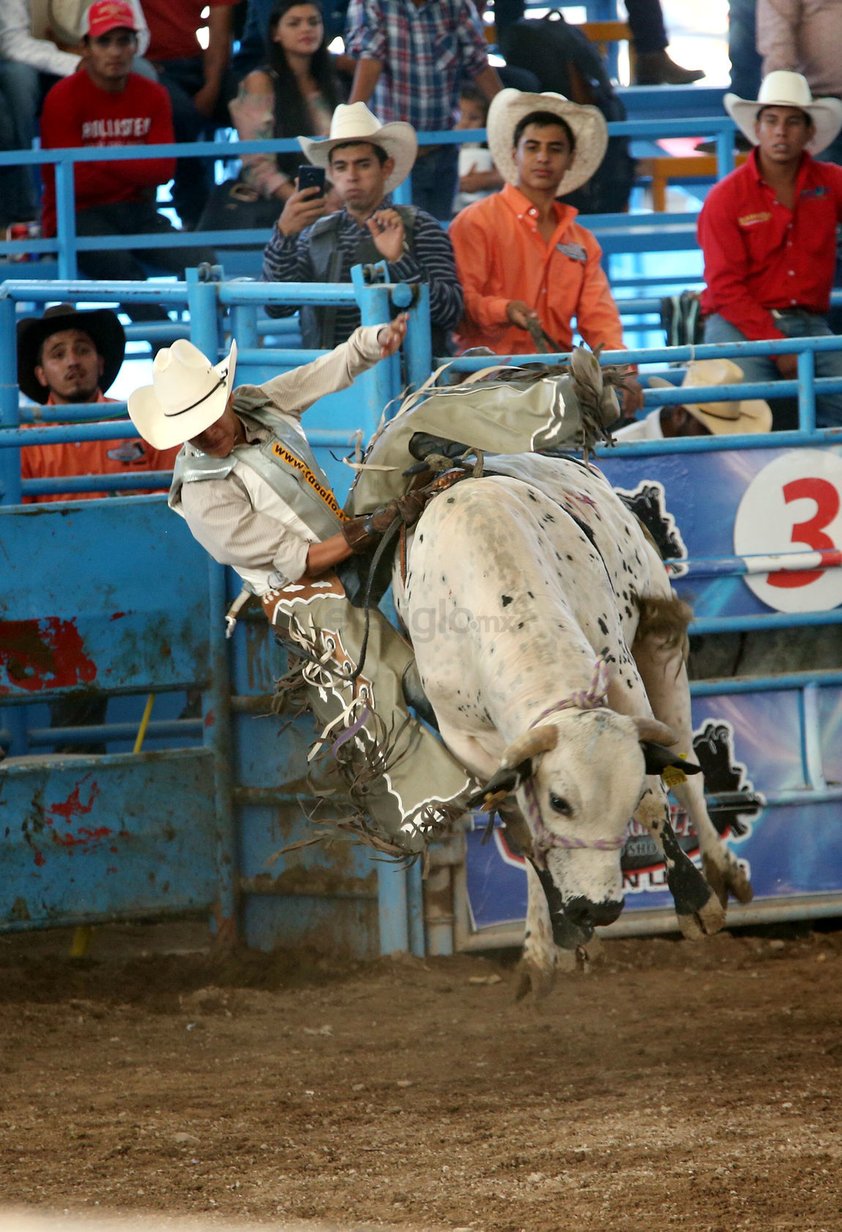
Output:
[
  {"xmin": 176, "ymin": 325, "xmax": 384, "ymax": 593},
  {"xmin": 757, "ymin": 0, "xmax": 842, "ymax": 96}
]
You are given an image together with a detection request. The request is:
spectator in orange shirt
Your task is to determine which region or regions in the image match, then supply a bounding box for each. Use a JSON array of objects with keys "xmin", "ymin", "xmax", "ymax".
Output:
[
  {"xmin": 18, "ymin": 303, "xmax": 178, "ymax": 504},
  {"xmin": 449, "ymin": 89, "xmax": 642, "ymax": 414},
  {"xmin": 17, "ymin": 301, "xmax": 179, "ymax": 750}
]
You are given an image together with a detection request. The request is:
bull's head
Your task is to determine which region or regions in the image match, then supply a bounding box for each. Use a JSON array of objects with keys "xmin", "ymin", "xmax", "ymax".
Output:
[{"xmin": 467, "ymin": 710, "xmax": 697, "ymax": 947}]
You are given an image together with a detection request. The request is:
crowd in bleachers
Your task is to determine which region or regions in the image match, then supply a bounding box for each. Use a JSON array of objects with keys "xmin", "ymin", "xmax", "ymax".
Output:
[{"xmin": 5, "ymin": 0, "xmax": 842, "ymax": 506}]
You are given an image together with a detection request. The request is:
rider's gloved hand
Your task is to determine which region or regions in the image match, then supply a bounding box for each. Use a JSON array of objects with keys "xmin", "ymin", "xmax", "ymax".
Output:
[{"xmin": 341, "ymin": 491, "xmax": 428, "ymax": 554}]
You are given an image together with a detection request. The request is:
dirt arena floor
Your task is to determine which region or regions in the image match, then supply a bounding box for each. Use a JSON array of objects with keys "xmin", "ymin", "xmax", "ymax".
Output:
[{"xmin": 2, "ymin": 920, "xmax": 841, "ymax": 1232}]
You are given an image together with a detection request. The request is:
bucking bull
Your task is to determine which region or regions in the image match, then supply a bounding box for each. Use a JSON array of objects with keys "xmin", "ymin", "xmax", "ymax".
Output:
[
  {"xmin": 313, "ymin": 352, "xmax": 753, "ymax": 988},
  {"xmin": 394, "ymin": 450, "xmax": 752, "ymax": 987}
]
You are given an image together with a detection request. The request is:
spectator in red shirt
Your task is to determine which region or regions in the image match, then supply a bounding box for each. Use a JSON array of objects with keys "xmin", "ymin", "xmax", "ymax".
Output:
[
  {"xmin": 39, "ymin": 0, "xmax": 216, "ymax": 332},
  {"xmin": 142, "ymin": 0, "xmax": 239, "ymax": 229},
  {"xmin": 698, "ymin": 71, "xmax": 842, "ymax": 427},
  {"xmin": 18, "ymin": 303, "xmax": 178, "ymax": 503}
]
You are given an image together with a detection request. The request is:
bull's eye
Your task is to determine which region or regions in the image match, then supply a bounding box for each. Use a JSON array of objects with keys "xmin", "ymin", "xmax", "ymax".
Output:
[{"xmin": 549, "ymin": 793, "xmax": 572, "ymax": 817}]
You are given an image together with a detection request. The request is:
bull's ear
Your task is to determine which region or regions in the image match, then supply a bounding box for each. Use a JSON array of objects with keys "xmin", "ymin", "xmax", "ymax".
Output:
[
  {"xmin": 464, "ymin": 761, "xmax": 531, "ymax": 811},
  {"xmin": 641, "ymin": 741, "xmax": 702, "ymax": 778}
]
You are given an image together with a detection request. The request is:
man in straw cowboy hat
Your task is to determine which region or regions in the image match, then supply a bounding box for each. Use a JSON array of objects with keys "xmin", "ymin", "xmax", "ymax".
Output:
[
  {"xmin": 127, "ymin": 320, "xmax": 475, "ymax": 855},
  {"xmin": 262, "ymin": 101, "xmax": 463, "ymax": 354},
  {"xmin": 18, "ymin": 303, "xmax": 176, "ymax": 503},
  {"xmin": 698, "ymin": 70, "xmax": 842, "ymax": 427},
  {"xmin": 614, "ymin": 359, "xmax": 773, "ymax": 440},
  {"xmin": 449, "ymin": 88, "xmax": 643, "ymax": 416}
]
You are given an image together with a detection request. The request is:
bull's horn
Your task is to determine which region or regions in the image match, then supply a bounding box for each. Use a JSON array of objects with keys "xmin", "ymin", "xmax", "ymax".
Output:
[
  {"xmin": 501, "ymin": 724, "xmax": 559, "ymax": 769},
  {"xmin": 633, "ymin": 716, "xmax": 678, "ymax": 746},
  {"xmin": 467, "ymin": 725, "xmax": 559, "ymax": 810}
]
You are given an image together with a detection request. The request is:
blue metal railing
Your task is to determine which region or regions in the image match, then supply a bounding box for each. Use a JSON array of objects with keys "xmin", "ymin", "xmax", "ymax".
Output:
[{"xmin": 0, "ymin": 116, "xmax": 740, "ymax": 270}]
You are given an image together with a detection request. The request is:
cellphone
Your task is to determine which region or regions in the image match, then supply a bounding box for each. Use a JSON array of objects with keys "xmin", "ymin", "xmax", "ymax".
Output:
[{"xmin": 297, "ymin": 164, "xmax": 326, "ymax": 196}]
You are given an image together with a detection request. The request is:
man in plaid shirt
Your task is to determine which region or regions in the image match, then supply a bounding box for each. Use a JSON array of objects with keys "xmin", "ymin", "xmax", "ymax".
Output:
[{"xmin": 345, "ymin": 0, "xmax": 502, "ymax": 220}]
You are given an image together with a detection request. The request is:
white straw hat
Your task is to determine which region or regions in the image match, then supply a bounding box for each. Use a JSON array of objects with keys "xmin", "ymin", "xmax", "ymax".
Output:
[
  {"xmin": 128, "ymin": 338, "xmax": 238, "ymax": 450},
  {"xmin": 486, "ymin": 88, "xmax": 608, "ymax": 196},
  {"xmin": 649, "ymin": 359, "xmax": 772, "ymax": 435},
  {"xmin": 725, "ymin": 70, "xmax": 842, "ymax": 155},
  {"xmin": 299, "ymin": 102, "xmax": 418, "ymax": 193}
]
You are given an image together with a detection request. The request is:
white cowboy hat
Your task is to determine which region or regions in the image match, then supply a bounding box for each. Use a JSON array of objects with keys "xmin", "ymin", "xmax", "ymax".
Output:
[
  {"xmin": 486, "ymin": 88, "xmax": 608, "ymax": 197},
  {"xmin": 649, "ymin": 359, "xmax": 772, "ymax": 435},
  {"xmin": 127, "ymin": 338, "xmax": 238, "ymax": 450},
  {"xmin": 725, "ymin": 70, "xmax": 842, "ymax": 155},
  {"xmin": 298, "ymin": 102, "xmax": 418, "ymax": 194}
]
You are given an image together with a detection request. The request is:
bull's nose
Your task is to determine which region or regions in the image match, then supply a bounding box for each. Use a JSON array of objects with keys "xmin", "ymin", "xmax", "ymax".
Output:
[{"xmin": 565, "ymin": 896, "xmax": 624, "ymax": 929}]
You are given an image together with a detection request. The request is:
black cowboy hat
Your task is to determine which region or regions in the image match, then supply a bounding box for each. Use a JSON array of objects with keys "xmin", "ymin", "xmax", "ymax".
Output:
[{"xmin": 16, "ymin": 304, "xmax": 126, "ymax": 404}]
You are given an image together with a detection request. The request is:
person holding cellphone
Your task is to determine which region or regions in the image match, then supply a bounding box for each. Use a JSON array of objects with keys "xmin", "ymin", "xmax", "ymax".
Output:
[{"xmin": 262, "ymin": 100, "xmax": 463, "ymax": 352}]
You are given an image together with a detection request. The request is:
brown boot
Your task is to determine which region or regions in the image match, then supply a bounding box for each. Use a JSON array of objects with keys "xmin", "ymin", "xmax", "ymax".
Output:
[{"xmin": 634, "ymin": 50, "xmax": 705, "ymax": 86}]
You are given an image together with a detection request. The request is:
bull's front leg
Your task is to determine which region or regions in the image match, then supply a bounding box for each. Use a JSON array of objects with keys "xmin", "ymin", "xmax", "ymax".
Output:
[
  {"xmin": 518, "ymin": 861, "xmax": 560, "ymax": 1000},
  {"xmin": 634, "ymin": 783, "xmax": 726, "ymax": 939}
]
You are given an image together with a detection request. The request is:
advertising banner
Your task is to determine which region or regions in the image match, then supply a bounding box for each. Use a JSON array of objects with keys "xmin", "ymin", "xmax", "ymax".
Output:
[{"xmin": 464, "ymin": 443, "xmax": 842, "ymax": 936}]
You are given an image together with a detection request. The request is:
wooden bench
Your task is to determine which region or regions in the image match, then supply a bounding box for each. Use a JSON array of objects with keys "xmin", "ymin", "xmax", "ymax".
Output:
[{"xmin": 636, "ymin": 151, "xmax": 748, "ymax": 211}]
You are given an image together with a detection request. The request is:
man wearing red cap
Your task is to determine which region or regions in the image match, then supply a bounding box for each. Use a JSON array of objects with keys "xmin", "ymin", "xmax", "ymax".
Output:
[{"xmin": 38, "ymin": 0, "xmax": 215, "ymax": 329}]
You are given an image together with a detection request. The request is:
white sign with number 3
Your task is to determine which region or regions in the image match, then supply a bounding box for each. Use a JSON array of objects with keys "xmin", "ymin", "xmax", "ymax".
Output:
[{"xmin": 734, "ymin": 450, "xmax": 842, "ymax": 613}]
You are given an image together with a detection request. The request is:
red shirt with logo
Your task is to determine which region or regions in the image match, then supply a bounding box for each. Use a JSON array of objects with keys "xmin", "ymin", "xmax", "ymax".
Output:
[
  {"xmin": 698, "ymin": 148, "xmax": 842, "ymax": 342},
  {"xmin": 39, "ymin": 69, "xmax": 176, "ymax": 235}
]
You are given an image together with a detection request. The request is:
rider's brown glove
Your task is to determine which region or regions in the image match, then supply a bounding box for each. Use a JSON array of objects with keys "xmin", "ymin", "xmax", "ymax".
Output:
[{"xmin": 341, "ymin": 491, "xmax": 429, "ymax": 555}]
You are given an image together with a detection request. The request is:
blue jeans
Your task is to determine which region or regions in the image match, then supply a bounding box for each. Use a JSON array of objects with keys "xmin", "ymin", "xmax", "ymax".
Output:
[
  {"xmin": 704, "ymin": 311, "xmax": 842, "ymax": 428},
  {"xmin": 74, "ymin": 201, "xmax": 216, "ymax": 328},
  {"xmin": 728, "ymin": 0, "xmax": 761, "ymax": 98},
  {"xmin": 0, "ymin": 58, "xmax": 56, "ymax": 223},
  {"xmin": 410, "ymin": 144, "xmax": 459, "ymax": 224}
]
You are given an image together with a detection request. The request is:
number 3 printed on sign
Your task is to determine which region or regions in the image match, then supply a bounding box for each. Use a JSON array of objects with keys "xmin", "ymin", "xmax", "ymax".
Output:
[
  {"xmin": 734, "ymin": 450, "xmax": 842, "ymax": 614},
  {"xmin": 767, "ymin": 477, "xmax": 840, "ymax": 589}
]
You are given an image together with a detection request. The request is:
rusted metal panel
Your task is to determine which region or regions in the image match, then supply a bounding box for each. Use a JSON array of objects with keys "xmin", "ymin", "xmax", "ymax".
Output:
[
  {"xmin": 0, "ymin": 498, "xmax": 209, "ymax": 698},
  {"xmin": 0, "ymin": 749, "xmax": 218, "ymax": 928}
]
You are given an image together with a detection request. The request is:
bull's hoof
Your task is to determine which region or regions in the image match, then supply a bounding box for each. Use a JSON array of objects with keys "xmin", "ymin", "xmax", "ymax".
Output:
[
  {"xmin": 514, "ymin": 947, "xmax": 580, "ymax": 1001},
  {"xmin": 703, "ymin": 853, "xmax": 754, "ymax": 908},
  {"xmin": 514, "ymin": 959, "xmax": 556, "ymax": 1002},
  {"xmin": 676, "ymin": 888, "xmax": 727, "ymax": 940}
]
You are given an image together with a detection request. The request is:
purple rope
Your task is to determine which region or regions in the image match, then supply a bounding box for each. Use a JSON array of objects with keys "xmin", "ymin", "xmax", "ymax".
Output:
[{"xmin": 530, "ymin": 656, "xmax": 611, "ymax": 728}]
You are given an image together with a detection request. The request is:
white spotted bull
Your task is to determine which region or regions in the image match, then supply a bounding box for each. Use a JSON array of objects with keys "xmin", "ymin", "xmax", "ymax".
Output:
[{"xmin": 392, "ymin": 453, "xmax": 752, "ymax": 990}]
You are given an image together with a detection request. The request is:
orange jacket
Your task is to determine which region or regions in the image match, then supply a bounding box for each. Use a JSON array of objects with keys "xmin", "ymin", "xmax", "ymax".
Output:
[
  {"xmin": 21, "ymin": 393, "xmax": 178, "ymax": 504},
  {"xmin": 450, "ymin": 183, "xmax": 625, "ymax": 356}
]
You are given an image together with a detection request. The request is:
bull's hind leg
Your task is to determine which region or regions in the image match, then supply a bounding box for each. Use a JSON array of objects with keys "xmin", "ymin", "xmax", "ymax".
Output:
[{"xmin": 632, "ymin": 596, "xmax": 753, "ymax": 910}]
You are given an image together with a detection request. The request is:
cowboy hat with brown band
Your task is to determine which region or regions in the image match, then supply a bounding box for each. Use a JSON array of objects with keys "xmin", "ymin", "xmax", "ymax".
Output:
[
  {"xmin": 17, "ymin": 304, "xmax": 126, "ymax": 404},
  {"xmin": 648, "ymin": 359, "xmax": 773, "ymax": 435}
]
